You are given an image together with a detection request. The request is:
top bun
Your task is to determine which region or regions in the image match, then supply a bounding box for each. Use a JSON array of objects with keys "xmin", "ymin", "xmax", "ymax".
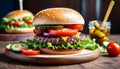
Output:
[
  {"xmin": 33, "ymin": 8, "xmax": 85, "ymax": 25},
  {"xmin": 5, "ymin": 10, "xmax": 33, "ymax": 19}
]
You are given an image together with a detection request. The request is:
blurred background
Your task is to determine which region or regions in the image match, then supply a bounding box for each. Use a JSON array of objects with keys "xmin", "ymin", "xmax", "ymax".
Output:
[{"xmin": 0, "ymin": 0, "xmax": 120, "ymax": 34}]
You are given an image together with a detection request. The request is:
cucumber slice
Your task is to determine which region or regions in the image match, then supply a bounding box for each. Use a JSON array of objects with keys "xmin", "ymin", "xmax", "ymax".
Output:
[
  {"xmin": 100, "ymin": 41, "xmax": 109, "ymax": 53},
  {"xmin": 11, "ymin": 42, "xmax": 28, "ymax": 52},
  {"xmin": 35, "ymin": 25, "xmax": 64, "ymax": 30},
  {"xmin": 103, "ymin": 41, "xmax": 109, "ymax": 47},
  {"xmin": 6, "ymin": 44, "xmax": 12, "ymax": 50}
]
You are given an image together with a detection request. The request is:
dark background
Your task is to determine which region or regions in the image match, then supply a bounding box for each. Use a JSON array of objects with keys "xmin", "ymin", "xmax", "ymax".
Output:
[{"xmin": 0, "ymin": 0, "xmax": 120, "ymax": 34}]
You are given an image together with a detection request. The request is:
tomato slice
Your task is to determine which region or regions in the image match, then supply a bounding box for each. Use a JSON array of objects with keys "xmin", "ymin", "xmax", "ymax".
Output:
[
  {"xmin": 33, "ymin": 30, "xmax": 44, "ymax": 35},
  {"xmin": 49, "ymin": 29, "xmax": 78, "ymax": 36},
  {"xmin": 24, "ymin": 20, "xmax": 33, "ymax": 24},
  {"xmin": 66, "ymin": 24, "xmax": 83, "ymax": 31},
  {"xmin": 21, "ymin": 48, "xmax": 40, "ymax": 56},
  {"xmin": 9, "ymin": 21, "xmax": 24, "ymax": 26},
  {"xmin": 5, "ymin": 48, "xmax": 11, "ymax": 52}
]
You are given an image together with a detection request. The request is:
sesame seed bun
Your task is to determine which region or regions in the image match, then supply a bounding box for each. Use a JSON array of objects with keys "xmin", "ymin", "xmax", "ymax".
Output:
[
  {"xmin": 33, "ymin": 8, "xmax": 85, "ymax": 25},
  {"xmin": 5, "ymin": 27, "xmax": 35, "ymax": 34},
  {"xmin": 4, "ymin": 10, "xmax": 34, "ymax": 34},
  {"xmin": 5, "ymin": 10, "xmax": 33, "ymax": 19},
  {"xmin": 40, "ymin": 48, "xmax": 83, "ymax": 54}
]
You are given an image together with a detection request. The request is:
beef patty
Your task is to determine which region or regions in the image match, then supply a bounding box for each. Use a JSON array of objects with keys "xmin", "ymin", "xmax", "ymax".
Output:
[{"xmin": 34, "ymin": 35, "xmax": 80, "ymax": 45}]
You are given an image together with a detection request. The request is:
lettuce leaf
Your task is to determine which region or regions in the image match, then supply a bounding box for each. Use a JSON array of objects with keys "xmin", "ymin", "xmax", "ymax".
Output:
[
  {"xmin": 0, "ymin": 16, "xmax": 34, "ymax": 28},
  {"xmin": 26, "ymin": 39, "xmax": 99, "ymax": 50}
]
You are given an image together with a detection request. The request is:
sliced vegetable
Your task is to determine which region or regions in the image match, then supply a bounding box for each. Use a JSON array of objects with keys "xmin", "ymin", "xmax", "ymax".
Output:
[
  {"xmin": 10, "ymin": 42, "xmax": 28, "ymax": 52},
  {"xmin": 0, "ymin": 16, "xmax": 34, "ymax": 29},
  {"xmin": 5, "ymin": 44, "xmax": 12, "ymax": 51},
  {"xmin": 2, "ymin": 17, "xmax": 10, "ymax": 23},
  {"xmin": 49, "ymin": 29, "xmax": 78, "ymax": 36},
  {"xmin": 23, "ymin": 16, "xmax": 34, "ymax": 20},
  {"xmin": 107, "ymin": 42, "xmax": 120, "ymax": 57},
  {"xmin": 24, "ymin": 20, "xmax": 33, "ymax": 24},
  {"xmin": 21, "ymin": 48, "xmax": 40, "ymax": 56},
  {"xmin": 43, "ymin": 32, "xmax": 52, "ymax": 36},
  {"xmin": 33, "ymin": 30, "xmax": 44, "ymax": 35},
  {"xmin": 100, "ymin": 41, "xmax": 109, "ymax": 53},
  {"xmin": 9, "ymin": 21, "xmax": 24, "ymax": 26},
  {"xmin": 66, "ymin": 24, "xmax": 83, "ymax": 31},
  {"xmin": 35, "ymin": 25, "xmax": 64, "ymax": 30}
]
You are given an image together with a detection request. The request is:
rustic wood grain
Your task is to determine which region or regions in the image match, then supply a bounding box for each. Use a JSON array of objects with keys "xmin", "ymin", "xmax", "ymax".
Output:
[{"xmin": 0, "ymin": 35, "xmax": 120, "ymax": 69}]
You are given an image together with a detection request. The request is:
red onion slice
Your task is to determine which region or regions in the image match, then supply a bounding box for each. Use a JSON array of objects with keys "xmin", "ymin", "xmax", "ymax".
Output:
[{"xmin": 43, "ymin": 32, "xmax": 52, "ymax": 37}]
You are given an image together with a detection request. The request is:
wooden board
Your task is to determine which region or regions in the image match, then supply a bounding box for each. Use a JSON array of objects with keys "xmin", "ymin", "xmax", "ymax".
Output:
[
  {"xmin": 5, "ymin": 49, "xmax": 101, "ymax": 65},
  {"xmin": 0, "ymin": 33, "xmax": 34, "ymax": 41}
]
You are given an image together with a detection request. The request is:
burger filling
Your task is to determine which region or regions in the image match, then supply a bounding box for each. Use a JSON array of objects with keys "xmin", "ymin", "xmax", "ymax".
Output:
[
  {"xmin": 0, "ymin": 16, "xmax": 34, "ymax": 29},
  {"xmin": 24, "ymin": 24, "xmax": 98, "ymax": 50},
  {"xmin": 31, "ymin": 24, "xmax": 89, "ymax": 49}
]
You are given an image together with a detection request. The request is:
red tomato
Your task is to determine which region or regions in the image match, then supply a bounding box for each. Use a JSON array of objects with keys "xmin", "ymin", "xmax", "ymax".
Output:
[
  {"xmin": 33, "ymin": 30, "xmax": 44, "ymax": 35},
  {"xmin": 24, "ymin": 20, "xmax": 33, "ymax": 24},
  {"xmin": 49, "ymin": 29, "xmax": 78, "ymax": 36},
  {"xmin": 5, "ymin": 48, "xmax": 10, "ymax": 52},
  {"xmin": 21, "ymin": 48, "xmax": 40, "ymax": 56},
  {"xmin": 5, "ymin": 44, "xmax": 12, "ymax": 52},
  {"xmin": 9, "ymin": 21, "xmax": 24, "ymax": 26},
  {"xmin": 107, "ymin": 42, "xmax": 120, "ymax": 57},
  {"xmin": 66, "ymin": 24, "xmax": 84, "ymax": 31}
]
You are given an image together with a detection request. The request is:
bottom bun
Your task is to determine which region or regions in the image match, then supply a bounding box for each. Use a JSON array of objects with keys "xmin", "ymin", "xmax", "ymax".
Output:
[
  {"xmin": 40, "ymin": 48, "xmax": 83, "ymax": 54},
  {"xmin": 5, "ymin": 27, "xmax": 35, "ymax": 34}
]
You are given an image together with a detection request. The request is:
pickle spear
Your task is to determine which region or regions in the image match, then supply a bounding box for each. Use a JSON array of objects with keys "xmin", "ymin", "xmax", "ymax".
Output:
[{"xmin": 35, "ymin": 25, "xmax": 64, "ymax": 30}]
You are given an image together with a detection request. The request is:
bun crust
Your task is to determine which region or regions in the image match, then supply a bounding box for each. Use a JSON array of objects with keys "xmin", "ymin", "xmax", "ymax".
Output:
[
  {"xmin": 5, "ymin": 28, "xmax": 35, "ymax": 34},
  {"xmin": 33, "ymin": 8, "xmax": 85, "ymax": 25},
  {"xmin": 6, "ymin": 10, "xmax": 33, "ymax": 19},
  {"xmin": 40, "ymin": 48, "xmax": 83, "ymax": 54}
]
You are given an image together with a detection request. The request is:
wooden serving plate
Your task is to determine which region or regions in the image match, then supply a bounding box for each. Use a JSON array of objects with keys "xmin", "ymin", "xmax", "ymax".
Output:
[
  {"xmin": 0, "ymin": 33, "xmax": 34, "ymax": 41},
  {"xmin": 5, "ymin": 49, "xmax": 101, "ymax": 65}
]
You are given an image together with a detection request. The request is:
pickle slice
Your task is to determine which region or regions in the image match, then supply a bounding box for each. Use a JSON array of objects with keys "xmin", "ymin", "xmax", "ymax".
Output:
[
  {"xmin": 35, "ymin": 25, "xmax": 64, "ymax": 30},
  {"xmin": 94, "ymin": 22, "xmax": 104, "ymax": 30},
  {"xmin": 94, "ymin": 30, "xmax": 105, "ymax": 38}
]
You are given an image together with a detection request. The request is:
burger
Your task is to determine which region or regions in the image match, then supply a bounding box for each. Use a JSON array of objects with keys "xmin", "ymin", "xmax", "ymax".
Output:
[
  {"xmin": 0, "ymin": 10, "xmax": 34, "ymax": 34},
  {"xmin": 32, "ymin": 8, "xmax": 85, "ymax": 54}
]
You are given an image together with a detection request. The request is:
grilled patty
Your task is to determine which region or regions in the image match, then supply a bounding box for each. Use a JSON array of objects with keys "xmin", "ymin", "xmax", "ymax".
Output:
[{"xmin": 34, "ymin": 35, "xmax": 80, "ymax": 45}]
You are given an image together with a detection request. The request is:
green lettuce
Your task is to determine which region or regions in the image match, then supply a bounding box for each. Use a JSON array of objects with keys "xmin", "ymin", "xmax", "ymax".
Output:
[
  {"xmin": 26, "ymin": 39, "xmax": 99, "ymax": 50},
  {"xmin": 0, "ymin": 16, "xmax": 34, "ymax": 29}
]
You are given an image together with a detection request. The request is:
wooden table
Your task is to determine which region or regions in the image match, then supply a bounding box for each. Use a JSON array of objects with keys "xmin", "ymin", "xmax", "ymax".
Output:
[{"xmin": 0, "ymin": 35, "xmax": 120, "ymax": 69}]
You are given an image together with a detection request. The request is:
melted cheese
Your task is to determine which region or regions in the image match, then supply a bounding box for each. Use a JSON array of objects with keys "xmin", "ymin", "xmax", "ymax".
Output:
[
  {"xmin": 61, "ymin": 36, "xmax": 69, "ymax": 41},
  {"xmin": 61, "ymin": 32, "xmax": 81, "ymax": 41},
  {"xmin": 74, "ymin": 32, "xmax": 81, "ymax": 38}
]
